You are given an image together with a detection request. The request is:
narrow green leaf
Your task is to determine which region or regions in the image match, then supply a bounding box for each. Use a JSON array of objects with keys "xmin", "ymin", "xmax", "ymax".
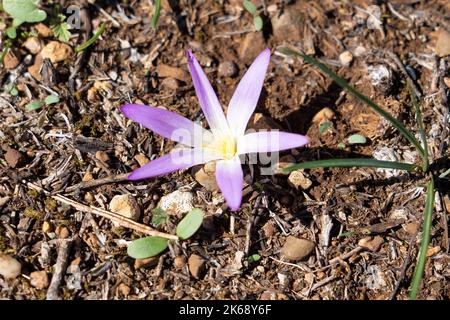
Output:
[
  {"xmin": 0, "ymin": 40, "xmax": 12, "ymax": 64},
  {"xmin": 408, "ymin": 85, "xmax": 429, "ymax": 172},
  {"xmin": 253, "ymin": 15, "xmax": 263, "ymax": 31},
  {"xmin": 127, "ymin": 236, "xmax": 168, "ymax": 259},
  {"xmin": 44, "ymin": 95, "xmax": 59, "ymax": 105},
  {"xmin": 284, "ymin": 158, "xmax": 419, "ymax": 173},
  {"xmin": 25, "ymin": 100, "xmax": 42, "ymax": 111},
  {"xmin": 75, "ymin": 22, "xmax": 106, "ymax": 53},
  {"xmin": 438, "ymin": 168, "xmax": 450, "ymax": 179},
  {"xmin": 176, "ymin": 208, "xmax": 204, "ymax": 240},
  {"xmin": 151, "ymin": 0, "xmax": 161, "ymax": 29},
  {"xmin": 347, "ymin": 134, "xmax": 367, "ymax": 145},
  {"xmin": 151, "ymin": 207, "xmax": 168, "ymax": 227},
  {"xmin": 409, "ymin": 176, "xmax": 434, "ymax": 300},
  {"xmin": 243, "ymin": 0, "xmax": 257, "ymax": 15},
  {"xmin": 9, "ymin": 86, "xmax": 18, "ymax": 96},
  {"xmin": 278, "ymin": 47, "xmax": 426, "ymax": 163},
  {"xmin": 319, "ymin": 121, "xmax": 332, "ymax": 134}
]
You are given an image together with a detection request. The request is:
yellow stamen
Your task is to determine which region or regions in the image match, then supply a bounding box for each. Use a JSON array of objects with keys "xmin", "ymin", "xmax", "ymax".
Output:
[{"xmin": 202, "ymin": 135, "xmax": 236, "ymax": 160}]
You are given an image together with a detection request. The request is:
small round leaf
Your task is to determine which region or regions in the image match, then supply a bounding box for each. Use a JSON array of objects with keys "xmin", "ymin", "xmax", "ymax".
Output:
[
  {"xmin": 254, "ymin": 16, "xmax": 263, "ymax": 31},
  {"xmin": 25, "ymin": 100, "xmax": 42, "ymax": 111},
  {"xmin": 176, "ymin": 209, "xmax": 204, "ymax": 240},
  {"xmin": 347, "ymin": 134, "xmax": 367, "ymax": 145},
  {"xmin": 243, "ymin": 0, "xmax": 257, "ymax": 15},
  {"xmin": 127, "ymin": 236, "xmax": 168, "ymax": 259},
  {"xmin": 44, "ymin": 95, "xmax": 60, "ymax": 105}
]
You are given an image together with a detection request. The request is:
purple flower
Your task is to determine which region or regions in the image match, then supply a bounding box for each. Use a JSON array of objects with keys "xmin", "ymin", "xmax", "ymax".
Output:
[{"xmin": 120, "ymin": 49, "xmax": 309, "ymax": 211}]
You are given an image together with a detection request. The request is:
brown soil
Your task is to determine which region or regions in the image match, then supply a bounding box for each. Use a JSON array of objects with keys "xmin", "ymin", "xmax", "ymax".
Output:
[{"xmin": 0, "ymin": 0, "xmax": 449, "ymax": 300}]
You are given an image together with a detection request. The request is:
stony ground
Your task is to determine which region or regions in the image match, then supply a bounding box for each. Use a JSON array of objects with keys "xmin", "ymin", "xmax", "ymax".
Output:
[{"xmin": 0, "ymin": 0, "xmax": 449, "ymax": 300}]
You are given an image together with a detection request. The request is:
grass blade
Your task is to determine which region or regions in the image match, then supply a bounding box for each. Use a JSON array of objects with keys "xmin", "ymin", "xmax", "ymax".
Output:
[
  {"xmin": 408, "ymin": 85, "xmax": 429, "ymax": 172},
  {"xmin": 409, "ymin": 176, "xmax": 435, "ymax": 300},
  {"xmin": 283, "ymin": 158, "xmax": 419, "ymax": 173},
  {"xmin": 278, "ymin": 47, "xmax": 426, "ymax": 162},
  {"xmin": 151, "ymin": 0, "xmax": 161, "ymax": 29},
  {"xmin": 75, "ymin": 22, "xmax": 106, "ymax": 53}
]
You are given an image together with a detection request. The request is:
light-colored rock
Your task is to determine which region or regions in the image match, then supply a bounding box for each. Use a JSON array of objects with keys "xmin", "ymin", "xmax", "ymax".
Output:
[
  {"xmin": 281, "ymin": 236, "xmax": 315, "ymax": 261},
  {"xmin": 35, "ymin": 23, "xmax": 52, "ymax": 37},
  {"xmin": 23, "ymin": 37, "xmax": 42, "ymax": 54},
  {"xmin": 238, "ymin": 32, "xmax": 266, "ymax": 63},
  {"xmin": 4, "ymin": 147, "xmax": 24, "ymax": 168},
  {"xmin": 28, "ymin": 53, "xmax": 43, "ymax": 81},
  {"xmin": 161, "ymin": 77, "xmax": 180, "ymax": 90},
  {"xmin": 41, "ymin": 41, "xmax": 73, "ymax": 64},
  {"xmin": 271, "ymin": 7, "xmax": 304, "ymax": 42},
  {"xmin": 30, "ymin": 271, "xmax": 49, "ymax": 289},
  {"xmin": 95, "ymin": 150, "xmax": 110, "ymax": 162},
  {"xmin": 188, "ymin": 254, "xmax": 206, "ymax": 279},
  {"xmin": 358, "ymin": 236, "xmax": 384, "ymax": 252},
  {"xmin": 134, "ymin": 153, "xmax": 150, "ymax": 166},
  {"xmin": 288, "ymin": 170, "xmax": 312, "ymax": 190},
  {"xmin": 218, "ymin": 61, "xmax": 238, "ymax": 77},
  {"xmin": 193, "ymin": 161, "xmax": 218, "ymax": 191},
  {"xmin": 339, "ymin": 51, "xmax": 353, "ymax": 66},
  {"xmin": 0, "ymin": 255, "xmax": 21, "ymax": 279},
  {"xmin": 42, "ymin": 221, "xmax": 52, "ymax": 233},
  {"xmin": 156, "ymin": 64, "xmax": 189, "ymax": 82},
  {"xmin": 158, "ymin": 190, "xmax": 194, "ymax": 215},
  {"xmin": 109, "ymin": 194, "xmax": 141, "ymax": 224},
  {"xmin": 3, "ymin": 49, "xmax": 20, "ymax": 70},
  {"xmin": 312, "ymin": 107, "xmax": 335, "ymax": 124},
  {"xmin": 436, "ymin": 29, "xmax": 450, "ymax": 57},
  {"xmin": 117, "ymin": 283, "xmax": 131, "ymax": 297},
  {"xmin": 55, "ymin": 226, "xmax": 70, "ymax": 239},
  {"xmin": 82, "ymin": 172, "xmax": 94, "ymax": 182}
]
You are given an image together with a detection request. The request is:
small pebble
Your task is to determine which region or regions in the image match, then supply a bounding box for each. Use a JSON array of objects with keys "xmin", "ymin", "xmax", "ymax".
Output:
[
  {"xmin": 218, "ymin": 61, "xmax": 238, "ymax": 77},
  {"xmin": 42, "ymin": 221, "xmax": 52, "ymax": 233},
  {"xmin": 82, "ymin": 172, "xmax": 94, "ymax": 182},
  {"xmin": 4, "ymin": 147, "xmax": 24, "ymax": 168},
  {"xmin": 358, "ymin": 236, "xmax": 384, "ymax": 252},
  {"xmin": 339, "ymin": 51, "xmax": 353, "ymax": 66},
  {"xmin": 23, "ymin": 37, "xmax": 42, "ymax": 54},
  {"xmin": 117, "ymin": 283, "xmax": 131, "ymax": 297},
  {"xmin": 0, "ymin": 255, "xmax": 21, "ymax": 279},
  {"xmin": 56, "ymin": 226, "xmax": 70, "ymax": 239},
  {"xmin": 435, "ymin": 28, "xmax": 450, "ymax": 57},
  {"xmin": 312, "ymin": 107, "xmax": 335, "ymax": 124},
  {"xmin": 134, "ymin": 154, "xmax": 150, "ymax": 166},
  {"xmin": 95, "ymin": 151, "xmax": 110, "ymax": 163},
  {"xmin": 41, "ymin": 41, "xmax": 73, "ymax": 63},
  {"xmin": 158, "ymin": 190, "xmax": 194, "ymax": 216},
  {"xmin": 109, "ymin": 194, "xmax": 141, "ymax": 224},
  {"xmin": 188, "ymin": 254, "xmax": 206, "ymax": 279},
  {"xmin": 288, "ymin": 170, "xmax": 313, "ymax": 190},
  {"xmin": 30, "ymin": 271, "xmax": 49, "ymax": 289},
  {"xmin": 281, "ymin": 236, "xmax": 315, "ymax": 261},
  {"xmin": 134, "ymin": 257, "xmax": 158, "ymax": 269},
  {"xmin": 161, "ymin": 77, "xmax": 180, "ymax": 90},
  {"xmin": 174, "ymin": 255, "xmax": 186, "ymax": 269}
]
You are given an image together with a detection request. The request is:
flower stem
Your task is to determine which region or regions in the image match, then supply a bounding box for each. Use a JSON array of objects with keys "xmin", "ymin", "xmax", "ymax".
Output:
[{"xmin": 75, "ymin": 22, "xmax": 106, "ymax": 53}]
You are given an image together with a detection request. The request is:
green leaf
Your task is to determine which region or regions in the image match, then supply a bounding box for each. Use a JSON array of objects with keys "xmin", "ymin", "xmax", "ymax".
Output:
[
  {"xmin": 319, "ymin": 121, "xmax": 332, "ymax": 134},
  {"xmin": 409, "ymin": 176, "xmax": 434, "ymax": 300},
  {"xmin": 3, "ymin": 0, "xmax": 47, "ymax": 24},
  {"xmin": 6, "ymin": 26, "xmax": 17, "ymax": 39},
  {"xmin": 44, "ymin": 94, "xmax": 59, "ymax": 105},
  {"xmin": 52, "ymin": 22, "xmax": 71, "ymax": 42},
  {"xmin": 253, "ymin": 15, "xmax": 263, "ymax": 31},
  {"xmin": 127, "ymin": 236, "xmax": 168, "ymax": 259},
  {"xmin": 248, "ymin": 254, "xmax": 261, "ymax": 263},
  {"xmin": 284, "ymin": 158, "xmax": 419, "ymax": 173},
  {"xmin": 277, "ymin": 47, "xmax": 426, "ymax": 165},
  {"xmin": 25, "ymin": 100, "xmax": 42, "ymax": 111},
  {"xmin": 176, "ymin": 208, "xmax": 204, "ymax": 240},
  {"xmin": 9, "ymin": 86, "xmax": 18, "ymax": 96},
  {"xmin": 243, "ymin": 0, "xmax": 257, "ymax": 15},
  {"xmin": 151, "ymin": 207, "xmax": 168, "ymax": 227},
  {"xmin": 151, "ymin": 0, "xmax": 161, "ymax": 29},
  {"xmin": 337, "ymin": 142, "xmax": 346, "ymax": 150},
  {"xmin": 75, "ymin": 22, "xmax": 106, "ymax": 53},
  {"xmin": 347, "ymin": 134, "xmax": 367, "ymax": 145},
  {"xmin": 408, "ymin": 84, "xmax": 429, "ymax": 172}
]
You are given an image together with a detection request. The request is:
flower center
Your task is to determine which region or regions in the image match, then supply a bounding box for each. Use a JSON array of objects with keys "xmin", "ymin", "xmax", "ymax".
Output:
[{"xmin": 203, "ymin": 135, "xmax": 236, "ymax": 160}]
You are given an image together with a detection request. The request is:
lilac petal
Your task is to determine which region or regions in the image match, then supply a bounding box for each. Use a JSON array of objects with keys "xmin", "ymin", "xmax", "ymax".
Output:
[
  {"xmin": 128, "ymin": 148, "xmax": 217, "ymax": 181},
  {"xmin": 121, "ymin": 104, "xmax": 212, "ymax": 147},
  {"xmin": 186, "ymin": 50, "xmax": 230, "ymax": 136},
  {"xmin": 226, "ymin": 48, "xmax": 271, "ymax": 138},
  {"xmin": 215, "ymin": 157, "xmax": 244, "ymax": 211},
  {"xmin": 237, "ymin": 131, "xmax": 309, "ymax": 155}
]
